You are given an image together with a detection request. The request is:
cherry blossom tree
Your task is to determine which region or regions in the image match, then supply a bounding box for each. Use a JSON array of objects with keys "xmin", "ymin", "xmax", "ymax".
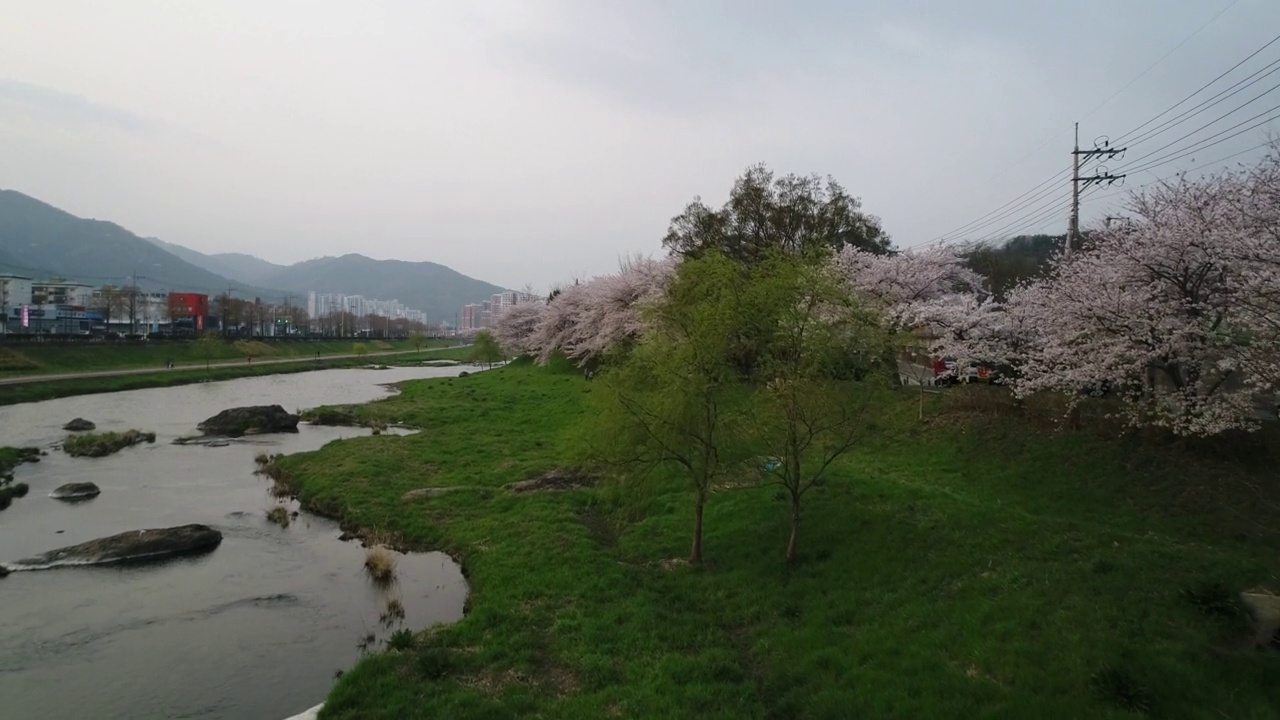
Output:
[
  {"xmin": 492, "ymin": 301, "xmax": 545, "ymax": 357},
  {"xmin": 528, "ymin": 281, "xmax": 591, "ymax": 364},
  {"xmin": 907, "ymin": 287, "xmax": 1042, "ymax": 371},
  {"xmin": 564, "ymin": 256, "xmax": 677, "ymax": 366},
  {"xmin": 833, "ymin": 243, "xmax": 983, "ymax": 320},
  {"xmin": 527, "ymin": 256, "xmax": 677, "ymax": 367},
  {"xmin": 1000, "ymin": 152, "xmax": 1280, "ymax": 435},
  {"xmin": 832, "ymin": 243, "xmax": 987, "ymax": 398}
]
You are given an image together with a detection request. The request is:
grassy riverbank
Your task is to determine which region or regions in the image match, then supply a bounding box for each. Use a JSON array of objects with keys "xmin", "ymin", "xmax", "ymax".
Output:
[
  {"xmin": 63, "ymin": 429, "xmax": 156, "ymax": 457},
  {"xmin": 0, "ymin": 446, "xmax": 39, "ymax": 512},
  {"xmin": 0, "ymin": 446, "xmax": 40, "ymax": 477},
  {"xmin": 0, "ymin": 346, "xmax": 474, "ymax": 406},
  {"xmin": 0, "ymin": 338, "xmax": 455, "ymax": 376},
  {"xmin": 272, "ymin": 358, "xmax": 1280, "ymax": 719}
]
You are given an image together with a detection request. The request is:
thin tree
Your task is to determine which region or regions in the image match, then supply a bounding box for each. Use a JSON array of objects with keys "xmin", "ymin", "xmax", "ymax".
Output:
[
  {"xmin": 194, "ymin": 333, "xmax": 223, "ymax": 371},
  {"xmin": 468, "ymin": 330, "xmax": 505, "ymax": 368},
  {"xmin": 595, "ymin": 253, "xmax": 749, "ymax": 564},
  {"xmin": 408, "ymin": 331, "xmax": 428, "ymax": 353},
  {"xmin": 750, "ymin": 254, "xmax": 891, "ymax": 563}
]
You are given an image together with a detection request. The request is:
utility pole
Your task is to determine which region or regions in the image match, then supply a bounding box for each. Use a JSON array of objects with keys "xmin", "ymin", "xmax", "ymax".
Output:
[{"xmin": 1069, "ymin": 122, "xmax": 1126, "ymax": 257}]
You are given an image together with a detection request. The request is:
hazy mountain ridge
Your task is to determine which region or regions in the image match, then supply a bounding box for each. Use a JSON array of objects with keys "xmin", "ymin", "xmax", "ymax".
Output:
[
  {"xmin": 258, "ymin": 254, "xmax": 509, "ymax": 324},
  {"xmin": 0, "ymin": 189, "xmax": 275, "ymax": 298},
  {"xmin": 0, "ymin": 189, "xmax": 505, "ymax": 322},
  {"xmin": 146, "ymin": 241, "xmax": 508, "ymax": 322},
  {"xmin": 147, "ymin": 237, "xmax": 285, "ymax": 286}
]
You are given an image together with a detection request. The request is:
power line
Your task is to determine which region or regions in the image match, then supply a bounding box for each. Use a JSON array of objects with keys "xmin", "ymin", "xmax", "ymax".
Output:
[
  {"xmin": 970, "ymin": 188, "xmax": 1074, "ymax": 244},
  {"xmin": 1121, "ymin": 58, "xmax": 1280, "ymax": 149},
  {"xmin": 986, "ymin": 0, "xmax": 1241, "ymax": 182},
  {"xmin": 1089, "ymin": 139, "xmax": 1276, "ymax": 204},
  {"xmin": 1114, "ymin": 29, "xmax": 1280, "ymax": 144},
  {"xmin": 927, "ymin": 168, "xmax": 1071, "ymax": 244},
  {"xmin": 1116, "ymin": 84, "xmax": 1280, "ymax": 168},
  {"xmin": 1081, "ymin": 0, "xmax": 1243, "ymax": 123},
  {"xmin": 1119, "ymin": 103, "xmax": 1280, "ymax": 175}
]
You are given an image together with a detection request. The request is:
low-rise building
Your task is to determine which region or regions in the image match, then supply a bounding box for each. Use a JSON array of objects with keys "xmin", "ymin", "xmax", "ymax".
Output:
[{"xmin": 0, "ymin": 274, "xmax": 33, "ymax": 336}]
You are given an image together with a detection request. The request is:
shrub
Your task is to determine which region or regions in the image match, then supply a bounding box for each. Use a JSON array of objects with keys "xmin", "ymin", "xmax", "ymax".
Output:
[
  {"xmin": 416, "ymin": 646, "xmax": 455, "ymax": 680},
  {"xmin": 1181, "ymin": 580, "xmax": 1244, "ymax": 619},
  {"xmin": 301, "ymin": 407, "xmax": 361, "ymax": 426},
  {"xmin": 386, "ymin": 629, "xmax": 416, "ymax": 652},
  {"xmin": 1090, "ymin": 666, "xmax": 1153, "ymax": 714}
]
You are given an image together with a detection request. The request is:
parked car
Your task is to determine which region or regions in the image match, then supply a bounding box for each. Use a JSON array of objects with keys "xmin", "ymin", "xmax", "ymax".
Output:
[{"xmin": 932, "ymin": 356, "xmax": 1000, "ymax": 385}]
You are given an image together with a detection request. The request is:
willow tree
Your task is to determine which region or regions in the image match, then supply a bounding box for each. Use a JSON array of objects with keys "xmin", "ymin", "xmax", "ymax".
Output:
[
  {"xmin": 595, "ymin": 252, "xmax": 750, "ymax": 564},
  {"xmin": 749, "ymin": 254, "xmax": 892, "ymax": 563}
]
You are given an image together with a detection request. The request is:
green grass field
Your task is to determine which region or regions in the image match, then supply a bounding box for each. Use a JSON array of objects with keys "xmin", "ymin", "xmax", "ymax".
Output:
[
  {"xmin": 0, "ymin": 338, "xmax": 454, "ymax": 376},
  {"xmin": 271, "ymin": 359, "xmax": 1280, "ymax": 719}
]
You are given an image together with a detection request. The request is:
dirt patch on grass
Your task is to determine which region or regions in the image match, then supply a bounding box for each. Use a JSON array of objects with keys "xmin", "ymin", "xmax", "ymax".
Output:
[
  {"xmin": 401, "ymin": 486, "xmax": 480, "ymax": 501},
  {"xmin": 0, "ymin": 348, "xmax": 38, "ymax": 371},
  {"xmin": 457, "ymin": 664, "xmax": 580, "ymax": 698},
  {"xmin": 506, "ymin": 468, "xmax": 599, "ymax": 493}
]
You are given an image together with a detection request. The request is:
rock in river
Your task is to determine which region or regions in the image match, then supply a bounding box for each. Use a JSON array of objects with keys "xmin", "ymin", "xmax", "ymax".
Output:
[
  {"xmin": 62, "ymin": 417, "xmax": 96, "ymax": 432},
  {"xmin": 197, "ymin": 405, "xmax": 300, "ymax": 437},
  {"xmin": 8, "ymin": 524, "xmax": 222, "ymax": 570},
  {"xmin": 49, "ymin": 482, "xmax": 101, "ymax": 500}
]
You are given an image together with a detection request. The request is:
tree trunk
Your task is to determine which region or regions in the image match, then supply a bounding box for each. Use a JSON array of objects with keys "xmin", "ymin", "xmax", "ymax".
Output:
[
  {"xmin": 785, "ymin": 500, "xmax": 800, "ymax": 564},
  {"xmin": 689, "ymin": 495, "xmax": 704, "ymax": 565},
  {"xmin": 1066, "ymin": 404, "xmax": 1081, "ymax": 431}
]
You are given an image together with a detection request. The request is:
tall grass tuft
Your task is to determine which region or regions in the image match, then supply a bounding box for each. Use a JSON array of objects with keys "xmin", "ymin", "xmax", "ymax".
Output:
[
  {"xmin": 266, "ymin": 505, "xmax": 291, "ymax": 528},
  {"xmin": 364, "ymin": 546, "xmax": 398, "ymax": 586}
]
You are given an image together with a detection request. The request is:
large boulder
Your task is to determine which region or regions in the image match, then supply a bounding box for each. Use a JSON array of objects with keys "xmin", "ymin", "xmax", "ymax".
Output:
[
  {"xmin": 63, "ymin": 418, "xmax": 96, "ymax": 432},
  {"xmin": 49, "ymin": 482, "xmax": 101, "ymax": 500},
  {"xmin": 197, "ymin": 405, "xmax": 300, "ymax": 437},
  {"xmin": 9, "ymin": 524, "xmax": 222, "ymax": 569}
]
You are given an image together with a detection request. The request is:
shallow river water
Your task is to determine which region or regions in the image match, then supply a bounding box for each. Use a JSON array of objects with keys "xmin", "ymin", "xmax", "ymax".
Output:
[{"xmin": 0, "ymin": 366, "xmax": 470, "ymax": 720}]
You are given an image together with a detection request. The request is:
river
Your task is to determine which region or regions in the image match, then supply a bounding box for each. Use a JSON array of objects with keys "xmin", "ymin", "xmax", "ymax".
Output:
[{"xmin": 0, "ymin": 366, "xmax": 471, "ymax": 720}]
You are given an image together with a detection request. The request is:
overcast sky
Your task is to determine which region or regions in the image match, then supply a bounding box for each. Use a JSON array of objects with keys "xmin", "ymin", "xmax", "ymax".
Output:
[{"xmin": 1, "ymin": 1, "xmax": 1277, "ymax": 290}]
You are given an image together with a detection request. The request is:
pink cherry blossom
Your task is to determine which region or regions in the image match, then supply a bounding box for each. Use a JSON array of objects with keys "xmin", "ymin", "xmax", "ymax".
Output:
[
  {"xmin": 492, "ymin": 301, "xmax": 546, "ymax": 355},
  {"xmin": 833, "ymin": 244, "xmax": 983, "ymax": 312},
  {"xmin": 524, "ymin": 256, "xmax": 678, "ymax": 366},
  {"xmin": 1000, "ymin": 148, "xmax": 1280, "ymax": 435}
]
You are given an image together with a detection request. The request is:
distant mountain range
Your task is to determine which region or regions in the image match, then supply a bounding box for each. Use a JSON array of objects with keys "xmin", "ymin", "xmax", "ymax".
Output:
[{"xmin": 0, "ymin": 189, "xmax": 507, "ymax": 322}]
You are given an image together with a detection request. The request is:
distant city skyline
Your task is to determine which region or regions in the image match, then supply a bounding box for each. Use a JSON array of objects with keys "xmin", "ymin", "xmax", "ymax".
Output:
[
  {"xmin": 460, "ymin": 291, "xmax": 540, "ymax": 334},
  {"xmin": 307, "ymin": 291, "xmax": 426, "ymax": 325}
]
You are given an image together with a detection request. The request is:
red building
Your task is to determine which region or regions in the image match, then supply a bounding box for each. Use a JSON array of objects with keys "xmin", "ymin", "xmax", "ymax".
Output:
[
  {"xmin": 168, "ymin": 292, "xmax": 209, "ymax": 317},
  {"xmin": 168, "ymin": 292, "xmax": 209, "ymax": 332}
]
